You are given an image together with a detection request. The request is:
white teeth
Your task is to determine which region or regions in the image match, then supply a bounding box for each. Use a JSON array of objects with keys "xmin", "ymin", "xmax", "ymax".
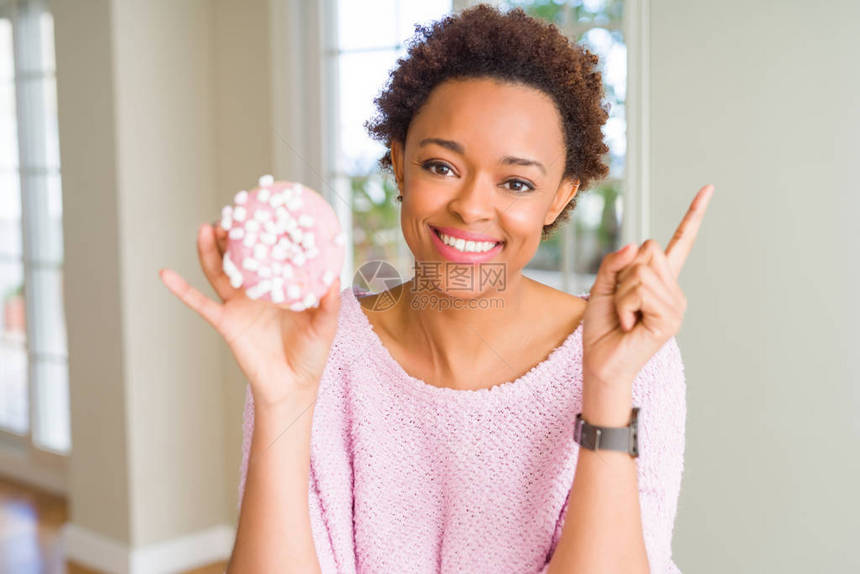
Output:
[{"xmin": 437, "ymin": 230, "xmax": 499, "ymax": 253}]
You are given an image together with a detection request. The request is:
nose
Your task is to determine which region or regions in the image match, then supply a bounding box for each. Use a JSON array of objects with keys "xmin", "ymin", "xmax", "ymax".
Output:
[{"xmin": 447, "ymin": 172, "xmax": 498, "ymax": 225}]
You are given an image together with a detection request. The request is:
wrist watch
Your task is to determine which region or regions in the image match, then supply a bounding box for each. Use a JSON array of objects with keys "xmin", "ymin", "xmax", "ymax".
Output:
[{"xmin": 574, "ymin": 407, "xmax": 640, "ymax": 457}]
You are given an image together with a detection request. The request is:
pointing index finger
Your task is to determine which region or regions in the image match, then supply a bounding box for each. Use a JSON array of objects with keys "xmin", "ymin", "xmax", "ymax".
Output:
[{"xmin": 665, "ymin": 184, "xmax": 715, "ymax": 277}]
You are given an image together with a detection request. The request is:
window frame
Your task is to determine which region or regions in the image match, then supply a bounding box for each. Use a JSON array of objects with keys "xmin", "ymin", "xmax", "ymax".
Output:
[{"xmin": 0, "ymin": 0, "xmax": 68, "ymax": 493}]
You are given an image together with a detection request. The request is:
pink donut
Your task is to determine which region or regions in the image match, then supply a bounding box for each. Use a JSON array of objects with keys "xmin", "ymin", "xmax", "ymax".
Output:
[{"xmin": 219, "ymin": 175, "xmax": 345, "ymax": 310}]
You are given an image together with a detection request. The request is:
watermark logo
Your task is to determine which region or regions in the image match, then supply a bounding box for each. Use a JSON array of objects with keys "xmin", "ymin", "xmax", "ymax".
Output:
[
  {"xmin": 353, "ymin": 260, "xmax": 403, "ymax": 312},
  {"xmin": 411, "ymin": 261, "xmax": 506, "ymax": 292},
  {"xmin": 353, "ymin": 260, "xmax": 507, "ymax": 312}
]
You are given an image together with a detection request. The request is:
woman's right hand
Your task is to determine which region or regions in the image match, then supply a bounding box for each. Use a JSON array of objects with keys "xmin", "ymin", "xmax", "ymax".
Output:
[{"xmin": 159, "ymin": 222, "xmax": 342, "ymax": 409}]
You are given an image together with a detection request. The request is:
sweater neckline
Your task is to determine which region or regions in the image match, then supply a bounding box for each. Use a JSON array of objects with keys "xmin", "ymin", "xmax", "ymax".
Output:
[{"xmin": 344, "ymin": 285, "xmax": 588, "ymax": 404}]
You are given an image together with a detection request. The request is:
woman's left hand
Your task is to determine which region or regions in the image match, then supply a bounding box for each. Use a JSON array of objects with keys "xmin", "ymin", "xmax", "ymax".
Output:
[{"xmin": 581, "ymin": 184, "xmax": 715, "ymax": 388}]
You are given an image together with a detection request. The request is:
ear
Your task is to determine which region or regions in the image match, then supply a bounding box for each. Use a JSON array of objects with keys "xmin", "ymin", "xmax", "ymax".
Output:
[
  {"xmin": 390, "ymin": 139, "xmax": 405, "ymax": 189},
  {"xmin": 544, "ymin": 176, "xmax": 580, "ymax": 226}
]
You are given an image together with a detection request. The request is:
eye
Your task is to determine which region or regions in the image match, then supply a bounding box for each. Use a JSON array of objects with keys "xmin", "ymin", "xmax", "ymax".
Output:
[
  {"xmin": 421, "ymin": 160, "xmax": 456, "ymax": 177},
  {"xmin": 503, "ymin": 179, "xmax": 535, "ymax": 193},
  {"xmin": 420, "ymin": 160, "xmax": 535, "ymax": 193}
]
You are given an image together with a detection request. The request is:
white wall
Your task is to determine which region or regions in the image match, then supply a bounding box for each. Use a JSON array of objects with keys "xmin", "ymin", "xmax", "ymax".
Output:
[
  {"xmin": 53, "ymin": 0, "xmax": 272, "ymax": 570},
  {"xmin": 53, "ymin": 0, "xmax": 132, "ymax": 543},
  {"xmin": 649, "ymin": 0, "xmax": 860, "ymax": 571}
]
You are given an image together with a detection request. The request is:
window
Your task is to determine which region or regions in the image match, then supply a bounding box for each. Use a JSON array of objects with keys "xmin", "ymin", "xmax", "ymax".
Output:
[
  {"xmin": 0, "ymin": 0, "xmax": 69, "ymax": 455},
  {"xmin": 501, "ymin": 0, "xmax": 629, "ymax": 293},
  {"xmin": 326, "ymin": 0, "xmax": 455, "ymax": 281},
  {"xmin": 322, "ymin": 0, "xmax": 636, "ymax": 293}
]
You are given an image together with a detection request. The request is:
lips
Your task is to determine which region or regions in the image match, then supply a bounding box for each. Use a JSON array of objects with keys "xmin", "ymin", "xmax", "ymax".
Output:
[
  {"xmin": 429, "ymin": 225, "xmax": 504, "ymax": 244},
  {"xmin": 428, "ymin": 224, "xmax": 505, "ymax": 263}
]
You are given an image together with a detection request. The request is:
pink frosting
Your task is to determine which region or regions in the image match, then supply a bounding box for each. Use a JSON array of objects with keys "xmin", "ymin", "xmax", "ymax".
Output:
[{"xmin": 220, "ymin": 179, "xmax": 344, "ymax": 310}]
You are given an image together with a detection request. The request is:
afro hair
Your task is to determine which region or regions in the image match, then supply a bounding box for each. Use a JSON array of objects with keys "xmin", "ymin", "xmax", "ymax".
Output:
[{"xmin": 365, "ymin": 3, "xmax": 611, "ymax": 238}]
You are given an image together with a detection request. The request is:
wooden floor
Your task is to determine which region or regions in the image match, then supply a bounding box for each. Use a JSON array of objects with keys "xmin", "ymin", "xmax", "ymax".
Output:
[{"xmin": 0, "ymin": 477, "xmax": 228, "ymax": 574}]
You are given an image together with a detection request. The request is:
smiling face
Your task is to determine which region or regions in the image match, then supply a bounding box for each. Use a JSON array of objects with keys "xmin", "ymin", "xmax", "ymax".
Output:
[{"xmin": 389, "ymin": 76, "xmax": 579, "ymax": 298}]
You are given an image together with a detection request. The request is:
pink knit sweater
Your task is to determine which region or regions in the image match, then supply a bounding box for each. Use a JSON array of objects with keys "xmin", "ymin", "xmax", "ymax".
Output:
[{"xmin": 239, "ymin": 286, "xmax": 686, "ymax": 573}]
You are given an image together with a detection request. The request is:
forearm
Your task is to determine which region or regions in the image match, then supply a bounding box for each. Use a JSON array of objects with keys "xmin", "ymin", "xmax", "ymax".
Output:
[
  {"xmin": 547, "ymin": 374, "xmax": 649, "ymax": 573},
  {"xmin": 228, "ymin": 388, "xmax": 322, "ymax": 574}
]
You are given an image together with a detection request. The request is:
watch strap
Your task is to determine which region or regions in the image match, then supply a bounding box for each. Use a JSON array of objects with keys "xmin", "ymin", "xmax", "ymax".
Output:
[{"xmin": 574, "ymin": 407, "xmax": 640, "ymax": 457}]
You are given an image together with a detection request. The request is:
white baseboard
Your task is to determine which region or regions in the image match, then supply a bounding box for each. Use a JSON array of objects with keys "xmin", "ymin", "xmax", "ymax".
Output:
[{"xmin": 60, "ymin": 522, "xmax": 235, "ymax": 574}]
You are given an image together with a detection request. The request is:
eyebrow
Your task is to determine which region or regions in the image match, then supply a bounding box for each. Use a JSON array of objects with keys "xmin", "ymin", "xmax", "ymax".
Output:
[{"xmin": 418, "ymin": 137, "xmax": 547, "ymax": 175}]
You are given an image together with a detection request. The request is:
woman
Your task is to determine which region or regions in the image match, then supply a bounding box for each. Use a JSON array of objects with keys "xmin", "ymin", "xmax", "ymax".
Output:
[{"xmin": 160, "ymin": 5, "xmax": 713, "ymax": 573}]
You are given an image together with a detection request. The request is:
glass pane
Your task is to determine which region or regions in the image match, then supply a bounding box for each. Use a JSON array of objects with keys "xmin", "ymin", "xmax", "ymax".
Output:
[
  {"xmin": 0, "ymin": 260, "xmax": 25, "ymax": 341},
  {"xmin": 529, "ymin": 221, "xmax": 565, "ymax": 272},
  {"xmin": 573, "ymin": 179, "xmax": 622, "ymax": 274},
  {"xmin": 337, "ymin": 0, "xmax": 398, "ymax": 51},
  {"xmin": 396, "ymin": 0, "xmax": 452, "ymax": 46},
  {"xmin": 576, "ymin": 0, "xmax": 624, "ymax": 25},
  {"xmin": 42, "ymin": 75, "xmax": 60, "ymax": 170},
  {"xmin": 502, "ymin": 0, "xmax": 623, "ymax": 27},
  {"xmin": 18, "ymin": 76, "xmax": 49, "ymax": 169},
  {"xmin": 28, "ymin": 266, "xmax": 67, "ymax": 357},
  {"xmin": 0, "ymin": 260, "xmax": 27, "ymax": 434},
  {"xmin": 501, "ymin": 0, "xmax": 569, "ymax": 25},
  {"xmin": 25, "ymin": 172, "xmax": 63, "ymax": 264},
  {"xmin": 351, "ymin": 171, "xmax": 407, "ymax": 271},
  {"xmin": 0, "ymin": 342, "xmax": 28, "ymax": 434},
  {"xmin": 337, "ymin": 48, "xmax": 402, "ymax": 173},
  {"xmin": 40, "ymin": 12, "xmax": 55, "ymax": 73},
  {"xmin": 0, "ymin": 81, "xmax": 18, "ymax": 171},
  {"xmin": 0, "ymin": 19, "xmax": 12, "ymax": 82},
  {"xmin": 579, "ymin": 27, "xmax": 626, "ymax": 177},
  {"xmin": 0, "ymin": 170, "xmax": 22, "ymax": 257},
  {"xmin": 32, "ymin": 358, "xmax": 69, "ymax": 453}
]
